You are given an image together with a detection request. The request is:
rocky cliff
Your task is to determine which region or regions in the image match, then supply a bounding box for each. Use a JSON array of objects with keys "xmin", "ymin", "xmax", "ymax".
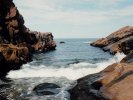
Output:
[
  {"xmin": 0, "ymin": 0, "xmax": 56, "ymax": 77},
  {"xmin": 90, "ymin": 26, "xmax": 133, "ymax": 54}
]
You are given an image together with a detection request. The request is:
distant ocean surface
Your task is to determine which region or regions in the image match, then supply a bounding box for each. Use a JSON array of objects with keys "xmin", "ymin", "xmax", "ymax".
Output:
[
  {"xmin": 8, "ymin": 38, "xmax": 125, "ymax": 80},
  {"xmin": 7, "ymin": 38, "xmax": 125, "ymax": 100}
]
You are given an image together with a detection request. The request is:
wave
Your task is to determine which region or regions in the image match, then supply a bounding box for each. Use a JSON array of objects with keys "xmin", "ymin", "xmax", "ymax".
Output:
[
  {"xmin": 82, "ymin": 41, "xmax": 92, "ymax": 44},
  {"xmin": 7, "ymin": 53, "xmax": 125, "ymax": 80}
]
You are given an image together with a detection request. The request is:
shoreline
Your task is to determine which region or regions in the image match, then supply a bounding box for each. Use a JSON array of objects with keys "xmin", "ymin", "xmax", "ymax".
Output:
[{"xmin": 1, "ymin": 0, "xmax": 133, "ymax": 100}]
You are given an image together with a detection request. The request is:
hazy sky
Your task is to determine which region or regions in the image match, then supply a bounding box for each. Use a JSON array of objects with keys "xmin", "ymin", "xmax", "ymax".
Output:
[{"xmin": 14, "ymin": 0, "xmax": 133, "ymax": 38}]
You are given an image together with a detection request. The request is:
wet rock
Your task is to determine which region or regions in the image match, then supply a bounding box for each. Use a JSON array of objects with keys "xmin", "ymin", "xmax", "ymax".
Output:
[
  {"xmin": 120, "ymin": 52, "xmax": 133, "ymax": 63},
  {"xmin": 0, "ymin": 95, "xmax": 8, "ymax": 100},
  {"xmin": 120, "ymin": 37, "xmax": 133, "ymax": 54},
  {"xmin": 70, "ymin": 55, "xmax": 133, "ymax": 100},
  {"xmin": 0, "ymin": 77, "xmax": 74, "ymax": 100},
  {"xmin": 0, "ymin": 77, "xmax": 12, "ymax": 83},
  {"xmin": 0, "ymin": 52, "xmax": 10, "ymax": 77},
  {"xmin": 91, "ymin": 26, "xmax": 133, "ymax": 54},
  {"xmin": 69, "ymin": 73, "xmax": 106, "ymax": 100},
  {"xmin": 33, "ymin": 83, "xmax": 61, "ymax": 96},
  {"xmin": 60, "ymin": 41, "xmax": 65, "ymax": 44}
]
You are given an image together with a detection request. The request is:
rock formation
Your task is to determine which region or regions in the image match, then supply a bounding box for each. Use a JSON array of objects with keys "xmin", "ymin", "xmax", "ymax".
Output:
[
  {"xmin": 90, "ymin": 26, "xmax": 133, "ymax": 54},
  {"xmin": 0, "ymin": 0, "xmax": 56, "ymax": 77},
  {"xmin": 70, "ymin": 26, "xmax": 133, "ymax": 100},
  {"xmin": 33, "ymin": 83, "xmax": 61, "ymax": 96},
  {"xmin": 2, "ymin": 0, "xmax": 133, "ymax": 100},
  {"xmin": 70, "ymin": 52, "xmax": 133, "ymax": 100}
]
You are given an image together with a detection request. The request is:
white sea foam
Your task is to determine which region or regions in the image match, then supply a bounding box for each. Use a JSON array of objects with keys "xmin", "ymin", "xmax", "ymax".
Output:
[
  {"xmin": 82, "ymin": 41, "xmax": 92, "ymax": 44},
  {"xmin": 7, "ymin": 53, "xmax": 126, "ymax": 80}
]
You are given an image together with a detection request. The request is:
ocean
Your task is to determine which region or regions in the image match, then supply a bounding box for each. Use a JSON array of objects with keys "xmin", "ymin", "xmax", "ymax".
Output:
[{"xmin": 7, "ymin": 38, "xmax": 125, "ymax": 100}]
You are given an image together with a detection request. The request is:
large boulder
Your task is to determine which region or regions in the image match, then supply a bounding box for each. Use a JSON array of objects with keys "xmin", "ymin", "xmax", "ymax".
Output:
[
  {"xmin": 90, "ymin": 26, "xmax": 133, "ymax": 54},
  {"xmin": 70, "ymin": 52, "xmax": 133, "ymax": 100},
  {"xmin": 33, "ymin": 83, "xmax": 61, "ymax": 96}
]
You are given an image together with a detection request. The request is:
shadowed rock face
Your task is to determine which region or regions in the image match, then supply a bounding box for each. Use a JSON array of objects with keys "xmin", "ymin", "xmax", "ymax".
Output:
[
  {"xmin": 120, "ymin": 37, "xmax": 133, "ymax": 54},
  {"xmin": 0, "ymin": 52, "xmax": 10, "ymax": 77},
  {"xmin": 90, "ymin": 26, "xmax": 133, "ymax": 54},
  {"xmin": 0, "ymin": 0, "xmax": 56, "ymax": 77},
  {"xmin": 70, "ymin": 52, "xmax": 133, "ymax": 100}
]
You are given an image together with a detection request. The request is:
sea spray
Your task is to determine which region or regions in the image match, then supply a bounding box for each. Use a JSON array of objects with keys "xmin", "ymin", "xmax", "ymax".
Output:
[
  {"xmin": 1, "ymin": 77, "xmax": 76, "ymax": 100},
  {"xmin": 7, "ymin": 53, "xmax": 125, "ymax": 80}
]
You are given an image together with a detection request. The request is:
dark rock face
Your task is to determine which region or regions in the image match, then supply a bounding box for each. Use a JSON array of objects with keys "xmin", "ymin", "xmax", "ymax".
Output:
[
  {"xmin": 120, "ymin": 37, "xmax": 133, "ymax": 54},
  {"xmin": 0, "ymin": 52, "xmax": 10, "ymax": 77},
  {"xmin": 120, "ymin": 52, "xmax": 133, "ymax": 63},
  {"xmin": 70, "ymin": 73, "xmax": 106, "ymax": 100},
  {"xmin": 70, "ymin": 52, "xmax": 133, "ymax": 100},
  {"xmin": 90, "ymin": 26, "xmax": 133, "ymax": 54},
  {"xmin": 0, "ymin": 0, "xmax": 56, "ymax": 77},
  {"xmin": 33, "ymin": 83, "xmax": 61, "ymax": 96}
]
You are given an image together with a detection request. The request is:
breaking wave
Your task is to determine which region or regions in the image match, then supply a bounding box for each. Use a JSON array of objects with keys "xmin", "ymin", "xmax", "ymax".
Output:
[{"xmin": 8, "ymin": 53, "xmax": 125, "ymax": 80}]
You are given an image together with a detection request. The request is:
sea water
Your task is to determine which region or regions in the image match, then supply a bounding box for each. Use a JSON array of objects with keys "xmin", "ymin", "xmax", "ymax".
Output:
[{"xmin": 7, "ymin": 38, "xmax": 125, "ymax": 100}]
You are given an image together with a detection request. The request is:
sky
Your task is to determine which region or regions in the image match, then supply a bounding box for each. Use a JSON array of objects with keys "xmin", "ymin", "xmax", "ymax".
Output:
[{"xmin": 14, "ymin": 0, "xmax": 133, "ymax": 38}]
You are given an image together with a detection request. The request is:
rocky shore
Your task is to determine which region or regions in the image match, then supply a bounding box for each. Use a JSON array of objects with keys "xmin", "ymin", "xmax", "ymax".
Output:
[
  {"xmin": 70, "ymin": 27, "xmax": 133, "ymax": 100},
  {"xmin": 90, "ymin": 26, "xmax": 133, "ymax": 54},
  {"xmin": 0, "ymin": 0, "xmax": 56, "ymax": 78},
  {"xmin": 1, "ymin": 0, "xmax": 133, "ymax": 100}
]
